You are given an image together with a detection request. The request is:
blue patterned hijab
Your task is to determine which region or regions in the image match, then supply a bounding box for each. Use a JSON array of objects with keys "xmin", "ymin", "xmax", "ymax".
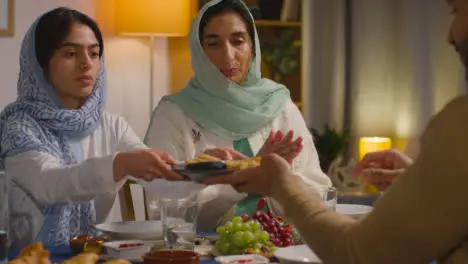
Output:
[{"xmin": 0, "ymin": 14, "xmax": 106, "ymax": 246}]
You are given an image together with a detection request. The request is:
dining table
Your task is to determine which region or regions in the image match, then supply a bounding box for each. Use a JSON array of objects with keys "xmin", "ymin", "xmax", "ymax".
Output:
[
  {"xmin": 7, "ymin": 240, "xmax": 439, "ymax": 264},
  {"xmin": 8, "ymin": 245, "xmax": 218, "ymax": 264}
]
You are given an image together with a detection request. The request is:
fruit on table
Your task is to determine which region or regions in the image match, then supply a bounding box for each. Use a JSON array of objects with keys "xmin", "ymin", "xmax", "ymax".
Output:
[
  {"xmin": 215, "ymin": 216, "xmax": 276, "ymax": 258},
  {"xmin": 215, "ymin": 198, "xmax": 294, "ymax": 258},
  {"xmin": 249, "ymin": 211, "xmax": 294, "ymax": 248}
]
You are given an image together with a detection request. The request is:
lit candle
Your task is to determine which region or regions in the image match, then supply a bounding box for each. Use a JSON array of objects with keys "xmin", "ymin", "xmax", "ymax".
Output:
[
  {"xmin": 359, "ymin": 137, "xmax": 392, "ymax": 160},
  {"xmin": 359, "ymin": 137, "xmax": 392, "ymax": 194}
]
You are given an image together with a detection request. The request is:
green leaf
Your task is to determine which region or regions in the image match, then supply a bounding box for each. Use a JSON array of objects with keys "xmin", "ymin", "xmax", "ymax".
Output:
[
  {"xmin": 310, "ymin": 125, "xmax": 349, "ymax": 158},
  {"xmin": 293, "ymin": 40, "xmax": 302, "ymax": 47},
  {"xmin": 260, "ymin": 29, "xmax": 301, "ymax": 79}
]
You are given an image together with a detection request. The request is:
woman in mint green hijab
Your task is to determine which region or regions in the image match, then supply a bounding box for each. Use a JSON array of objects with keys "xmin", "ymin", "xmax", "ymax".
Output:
[{"xmin": 145, "ymin": 0, "xmax": 331, "ymax": 231}]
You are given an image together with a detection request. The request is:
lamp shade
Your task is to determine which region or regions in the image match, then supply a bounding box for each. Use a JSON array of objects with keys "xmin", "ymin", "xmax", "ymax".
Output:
[
  {"xmin": 115, "ymin": 0, "xmax": 191, "ymax": 36},
  {"xmin": 359, "ymin": 137, "xmax": 392, "ymax": 160}
]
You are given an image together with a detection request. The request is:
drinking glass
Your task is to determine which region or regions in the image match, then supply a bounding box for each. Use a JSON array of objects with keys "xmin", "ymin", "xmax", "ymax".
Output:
[
  {"xmin": 161, "ymin": 199, "xmax": 198, "ymax": 249},
  {"xmin": 321, "ymin": 186, "xmax": 338, "ymax": 211},
  {"xmin": 0, "ymin": 172, "xmax": 9, "ymax": 264},
  {"xmin": 308, "ymin": 186, "xmax": 338, "ymax": 211},
  {"xmin": 145, "ymin": 191, "xmax": 162, "ymax": 221}
]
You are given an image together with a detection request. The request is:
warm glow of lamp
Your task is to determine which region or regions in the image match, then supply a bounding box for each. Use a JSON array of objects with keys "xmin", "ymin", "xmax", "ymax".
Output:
[
  {"xmin": 114, "ymin": 0, "xmax": 191, "ymax": 36},
  {"xmin": 359, "ymin": 137, "xmax": 392, "ymax": 194},
  {"xmin": 359, "ymin": 137, "xmax": 392, "ymax": 160},
  {"xmin": 113, "ymin": 0, "xmax": 191, "ymax": 116}
]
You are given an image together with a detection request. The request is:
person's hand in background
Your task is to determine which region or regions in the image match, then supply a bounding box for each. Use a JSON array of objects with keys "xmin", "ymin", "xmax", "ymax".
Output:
[
  {"xmin": 257, "ymin": 130, "xmax": 303, "ymax": 164},
  {"xmin": 353, "ymin": 148, "xmax": 413, "ymax": 191}
]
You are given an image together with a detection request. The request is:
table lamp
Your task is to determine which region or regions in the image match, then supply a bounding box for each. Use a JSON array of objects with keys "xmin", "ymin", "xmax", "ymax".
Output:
[
  {"xmin": 359, "ymin": 137, "xmax": 392, "ymax": 194},
  {"xmin": 114, "ymin": 0, "xmax": 191, "ymax": 113}
]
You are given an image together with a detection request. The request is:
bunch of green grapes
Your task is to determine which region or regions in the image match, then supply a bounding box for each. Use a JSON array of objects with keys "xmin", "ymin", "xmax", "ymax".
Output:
[{"xmin": 214, "ymin": 216, "xmax": 277, "ymax": 257}]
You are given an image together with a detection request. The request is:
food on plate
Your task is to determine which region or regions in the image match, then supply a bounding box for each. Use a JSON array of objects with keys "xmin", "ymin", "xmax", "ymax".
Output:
[
  {"xmin": 185, "ymin": 154, "xmax": 221, "ymax": 164},
  {"xmin": 17, "ymin": 242, "xmax": 49, "ymax": 258},
  {"xmin": 117, "ymin": 243, "xmax": 144, "ymax": 248},
  {"xmin": 63, "ymin": 253, "xmax": 131, "ymax": 264},
  {"xmin": 70, "ymin": 235, "xmax": 107, "ymax": 254},
  {"xmin": 102, "ymin": 240, "xmax": 150, "ymax": 260},
  {"xmin": 61, "ymin": 253, "xmax": 100, "ymax": 264},
  {"xmin": 9, "ymin": 242, "xmax": 130, "ymax": 264},
  {"xmin": 185, "ymin": 154, "xmax": 261, "ymax": 170},
  {"xmin": 227, "ymin": 259, "xmax": 253, "ymax": 264},
  {"xmin": 225, "ymin": 157, "xmax": 261, "ymax": 170},
  {"xmin": 82, "ymin": 241, "xmax": 103, "ymax": 254},
  {"xmin": 9, "ymin": 242, "xmax": 50, "ymax": 264},
  {"xmin": 215, "ymin": 254, "xmax": 269, "ymax": 264},
  {"xmin": 100, "ymin": 260, "xmax": 131, "ymax": 264},
  {"xmin": 177, "ymin": 155, "xmax": 262, "ymax": 183},
  {"xmin": 8, "ymin": 254, "xmax": 50, "ymax": 264},
  {"xmin": 74, "ymin": 235, "xmax": 93, "ymax": 241}
]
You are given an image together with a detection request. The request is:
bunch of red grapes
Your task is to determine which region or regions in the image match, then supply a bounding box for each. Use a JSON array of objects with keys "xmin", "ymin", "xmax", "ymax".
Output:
[
  {"xmin": 215, "ymin": 198, "xmax": 295, "ymax": 257},
  {"xmin": 242, "ymin": 198, "xmax": 294, "ymax": 248}
]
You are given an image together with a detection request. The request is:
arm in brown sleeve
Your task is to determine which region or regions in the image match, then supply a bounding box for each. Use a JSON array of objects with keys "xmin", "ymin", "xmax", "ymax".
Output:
[{"xmin": 272, "ymin": 96, "xmax": 468, "ymax": 264}]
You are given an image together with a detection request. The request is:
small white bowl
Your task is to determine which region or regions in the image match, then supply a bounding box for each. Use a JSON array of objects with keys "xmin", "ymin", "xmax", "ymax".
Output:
[
  {"xmin": 215, "ymin": 254, "xmax": 269, "ymax": 264},
  {"xmin": 102, "ymin": 240, "xmax": 151, "ymax": 260}
]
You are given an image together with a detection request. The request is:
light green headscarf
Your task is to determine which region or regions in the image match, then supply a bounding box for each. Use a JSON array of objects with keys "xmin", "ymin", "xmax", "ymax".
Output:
[{"xmin": 158, "ymin": 0, "xmax": 290, "ymax": 141}]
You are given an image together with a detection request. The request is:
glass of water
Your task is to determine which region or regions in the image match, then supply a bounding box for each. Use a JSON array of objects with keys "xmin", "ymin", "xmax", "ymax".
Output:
[
  {"xmin": 321, "ymin": 186, "xmax": 338, "ymax": 211},
  {"xmin": 161, "ymin": 199, "xmax": 198, "ymax": 249},
  {"xmin": 0, "ymin": 172, "xmax": 8, "ymax": 264},
  {"xmin": 144, "ymin": 190, "xmax": 162, "ymax": 221},
  {"xmin": 308, "ymin": 186, "xmax": 338, "ymax": 211}
]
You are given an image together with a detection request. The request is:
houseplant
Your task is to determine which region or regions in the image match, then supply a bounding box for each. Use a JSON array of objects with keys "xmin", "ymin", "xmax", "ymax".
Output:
[
  {"xmin": 261, "ymin": 29, "xmax": 301, "ymax": 83},
  {"xmin": 310, "ymin": 125, "xmax": 349, "ymax": 173}
]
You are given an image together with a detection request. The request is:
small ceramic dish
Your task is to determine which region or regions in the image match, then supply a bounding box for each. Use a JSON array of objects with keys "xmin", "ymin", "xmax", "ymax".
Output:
[
  {"xmin": 214, "ymin": 254, "xmax": 269, "ymax": 264},
  {"xmin": 143, "ymin": 249, "xmax": 200, "ymax": 264},
  {"xmin": 102, "ymin": 240, "xmax": 151, "ymax": 260},
  {"xmin": 273, "ymin": 245, "xmax": 322, "ymax": 263},
  {"xmin": 69, "ymin": 235, "xmax": 107, "ymax": 254}
]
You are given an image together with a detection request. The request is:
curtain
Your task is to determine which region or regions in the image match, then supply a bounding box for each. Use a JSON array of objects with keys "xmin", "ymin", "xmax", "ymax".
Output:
[{"xmin": 303, "ymin": 0, "xmax": 465, "ymax": 158}]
